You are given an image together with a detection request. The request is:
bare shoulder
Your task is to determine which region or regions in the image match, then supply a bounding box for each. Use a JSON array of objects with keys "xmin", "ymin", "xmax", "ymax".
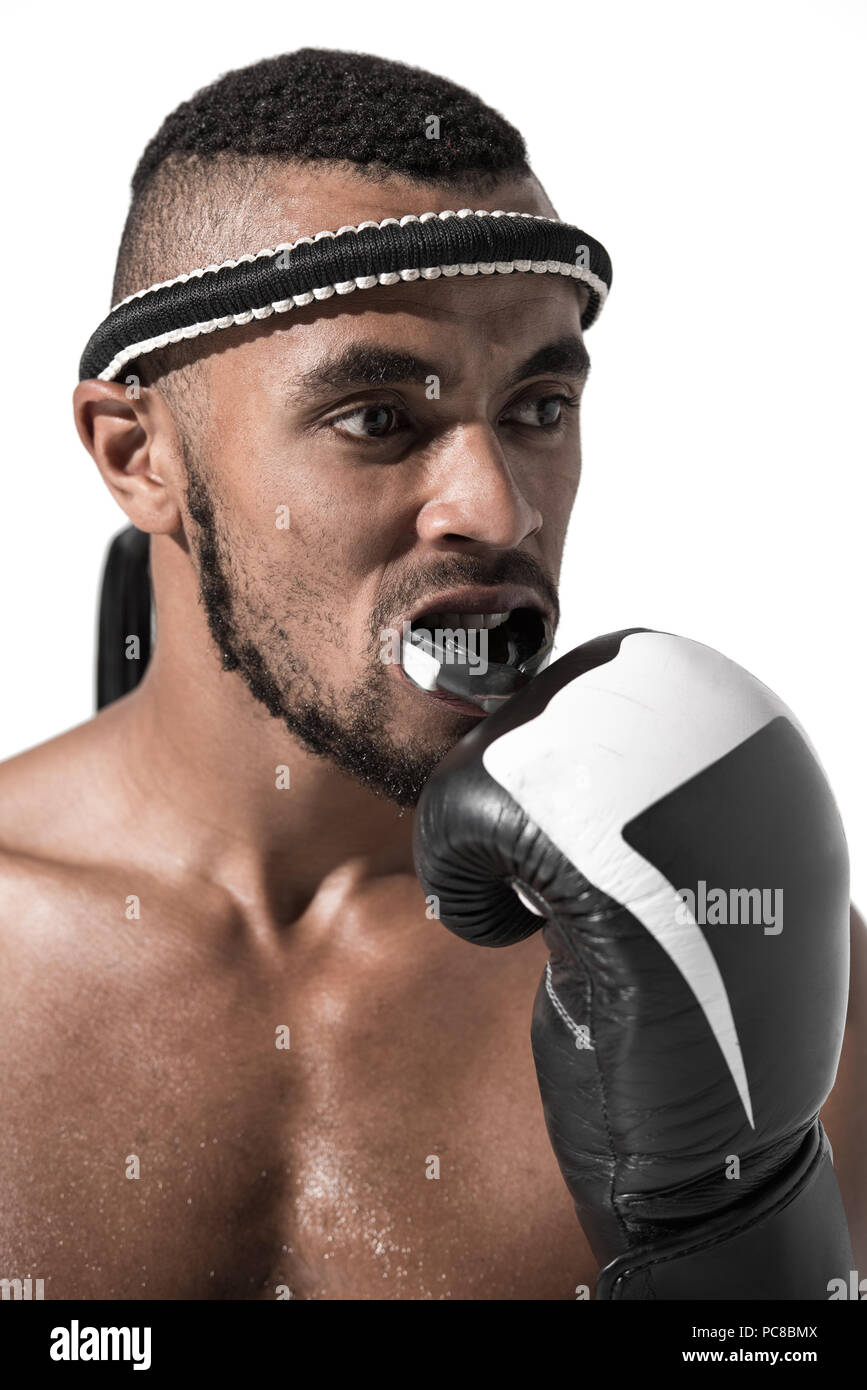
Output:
[
  {"xmin": 0, "ymin": 700, "xmax": 223, "ymax": 1119},
  {"xmin": 0, "ymin": 702, "xmax": 126, "ymax": 861},
  {"xmin": 0, "ymin": 701, "xmax": 157, "ymax": 979},
  {"xmin": 0, "ymin": 695, "xmax": 240, "ymax": 987}
]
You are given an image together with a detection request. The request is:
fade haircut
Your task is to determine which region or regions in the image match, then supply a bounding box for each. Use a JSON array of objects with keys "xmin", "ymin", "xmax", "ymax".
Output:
[{"xmin": 110, "ymin": 48, "xmax": 535, "ymax": 437}]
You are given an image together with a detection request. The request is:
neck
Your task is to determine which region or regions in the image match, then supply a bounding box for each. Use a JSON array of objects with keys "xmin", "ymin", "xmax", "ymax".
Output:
[{"xmin": 111, "ymin": 537, "xmax": 415, "ymax": 924}]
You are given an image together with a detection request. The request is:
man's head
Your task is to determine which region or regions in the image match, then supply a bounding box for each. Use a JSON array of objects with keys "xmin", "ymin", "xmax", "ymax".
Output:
[{"xmin": 75, "ymin": 49, "xmax": 594, "ymax": 807}]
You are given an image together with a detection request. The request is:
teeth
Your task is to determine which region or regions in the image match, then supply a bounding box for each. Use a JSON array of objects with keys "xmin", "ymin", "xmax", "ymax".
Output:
[
  {"xmin": 466, "ymin": 611, "xmax": 512, "ymax": 630},
  {"xmin": 419, "ymin": 609, "xmax": 512, "ymax": 630}
]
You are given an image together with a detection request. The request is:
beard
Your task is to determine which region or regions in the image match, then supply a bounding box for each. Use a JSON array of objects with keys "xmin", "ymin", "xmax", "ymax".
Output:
[
  {"xmin": 180, "ymin": 444, "xmax": 463, "ymax": 807},
  {"xmin": 181, "ymin": 441, "xmax": 559, "ymax": 809}
]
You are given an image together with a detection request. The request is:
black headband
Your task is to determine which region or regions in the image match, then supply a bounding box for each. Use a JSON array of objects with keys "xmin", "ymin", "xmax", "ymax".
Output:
[{"xmin": 80, "ymin": 209, "xmax": 612, "ymax": 382}]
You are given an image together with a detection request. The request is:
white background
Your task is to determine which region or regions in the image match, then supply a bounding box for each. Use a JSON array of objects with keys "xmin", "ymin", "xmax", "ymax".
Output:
[{"xmin": 2, "ymin": 1, "xmax": 864, "ymax": 898}]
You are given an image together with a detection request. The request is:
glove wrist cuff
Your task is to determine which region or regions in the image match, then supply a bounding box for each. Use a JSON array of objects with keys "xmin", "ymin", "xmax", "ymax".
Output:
[{"xmin": 596, "ymin": 1124, "xmax": 853, "ymax": 1300}]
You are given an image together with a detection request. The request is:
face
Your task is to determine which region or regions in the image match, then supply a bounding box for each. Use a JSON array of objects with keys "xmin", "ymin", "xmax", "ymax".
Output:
[{"xmin": 178, "ymin": 168, "xmax": 590, "ymax": 806}]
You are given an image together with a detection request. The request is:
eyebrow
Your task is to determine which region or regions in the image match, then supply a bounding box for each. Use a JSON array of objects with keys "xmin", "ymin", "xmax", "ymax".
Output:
[{"xmin": 289, "ymin": 333, "xmax": 591, "ymax": 402}]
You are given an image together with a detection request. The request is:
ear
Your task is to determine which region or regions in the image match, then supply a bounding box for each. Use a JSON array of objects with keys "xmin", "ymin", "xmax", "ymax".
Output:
[{"xmin": 72, "ymin": 375, "xmax": 186, "ymax": 534}]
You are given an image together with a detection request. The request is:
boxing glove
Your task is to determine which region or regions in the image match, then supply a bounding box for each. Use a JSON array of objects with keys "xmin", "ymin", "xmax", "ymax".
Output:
[{"xmin": 413, "ymin": 629, "xmax": 853, "ymax": 1298}]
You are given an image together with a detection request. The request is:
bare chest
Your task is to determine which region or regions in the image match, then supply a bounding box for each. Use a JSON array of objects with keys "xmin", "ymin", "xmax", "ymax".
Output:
[{"xmin": 0, "ymin": 916, "xmax": 591, "ymax": 1300}]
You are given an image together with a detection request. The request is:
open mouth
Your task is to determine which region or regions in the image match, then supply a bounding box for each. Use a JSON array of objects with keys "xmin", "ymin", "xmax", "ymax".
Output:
[
  {"xmin": 399, "ymin": 602, "xmax": 554, "ymax": 713},
  {"xmin": 407, "ymin": 607, "xmax": 549, "ymax": 669}
]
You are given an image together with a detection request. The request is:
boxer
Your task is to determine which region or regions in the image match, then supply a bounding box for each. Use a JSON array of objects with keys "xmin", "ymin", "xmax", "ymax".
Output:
[{"xmin": 0, "ymin": 47, "xmax": 862, "ymax": 1300}]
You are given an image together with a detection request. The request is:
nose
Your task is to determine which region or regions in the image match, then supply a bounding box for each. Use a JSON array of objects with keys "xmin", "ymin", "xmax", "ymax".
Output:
[{"xmin": 415, "ymin": 424, "xmax": 543, "ymax": 549}]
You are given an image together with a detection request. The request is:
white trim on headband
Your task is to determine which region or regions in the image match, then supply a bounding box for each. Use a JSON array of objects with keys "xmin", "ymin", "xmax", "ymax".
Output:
[
  {"xmin": 111, "ymin": 208, "xmax": 588, "ymax": 312},
  {"xmin": 99, "ymin": 208, "xmax": 608, "ymax": 382},
  {"xmin": 102, "ymin": 258, "xmax": 608, "ymax": 383}
]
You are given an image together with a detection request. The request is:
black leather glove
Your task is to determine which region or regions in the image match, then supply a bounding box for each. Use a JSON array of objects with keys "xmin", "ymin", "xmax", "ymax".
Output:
[{"xmin": 414, "ymin": 629, "xmax": 853, "ymax": 1298}]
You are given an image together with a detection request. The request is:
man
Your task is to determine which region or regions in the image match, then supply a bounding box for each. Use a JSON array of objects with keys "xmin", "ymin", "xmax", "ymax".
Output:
[{"xmin": 0, "ymin": 48, "xmax": 862, "ymax": 1300}]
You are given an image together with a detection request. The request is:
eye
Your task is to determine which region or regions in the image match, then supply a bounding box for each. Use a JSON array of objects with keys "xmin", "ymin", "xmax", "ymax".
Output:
[
  {"xmin": 501, "ymin": 393, "xmax": 580, "ymax": 430},
  {"xmin": 330, "ymin": 403, "xmax": 408, "ymax": 440}
]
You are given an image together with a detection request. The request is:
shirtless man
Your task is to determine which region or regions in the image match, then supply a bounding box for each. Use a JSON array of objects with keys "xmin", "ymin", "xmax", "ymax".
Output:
[{"xmin": 0, "ymin": 48, "xmax": 863, "ymax": 1300}]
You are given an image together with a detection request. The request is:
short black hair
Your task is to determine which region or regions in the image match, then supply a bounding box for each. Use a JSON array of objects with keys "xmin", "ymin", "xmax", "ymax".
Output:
[
  {"xmin": 113, "ymin": 48, "xmax": 533, "ymax": 305},
  {"xmin": 132, "ymin": 47, "xmax": 530, "ymax": 205},
  {"xmin": 110, "ymin": 48, "xmax": 537, "ymax": 427}
]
